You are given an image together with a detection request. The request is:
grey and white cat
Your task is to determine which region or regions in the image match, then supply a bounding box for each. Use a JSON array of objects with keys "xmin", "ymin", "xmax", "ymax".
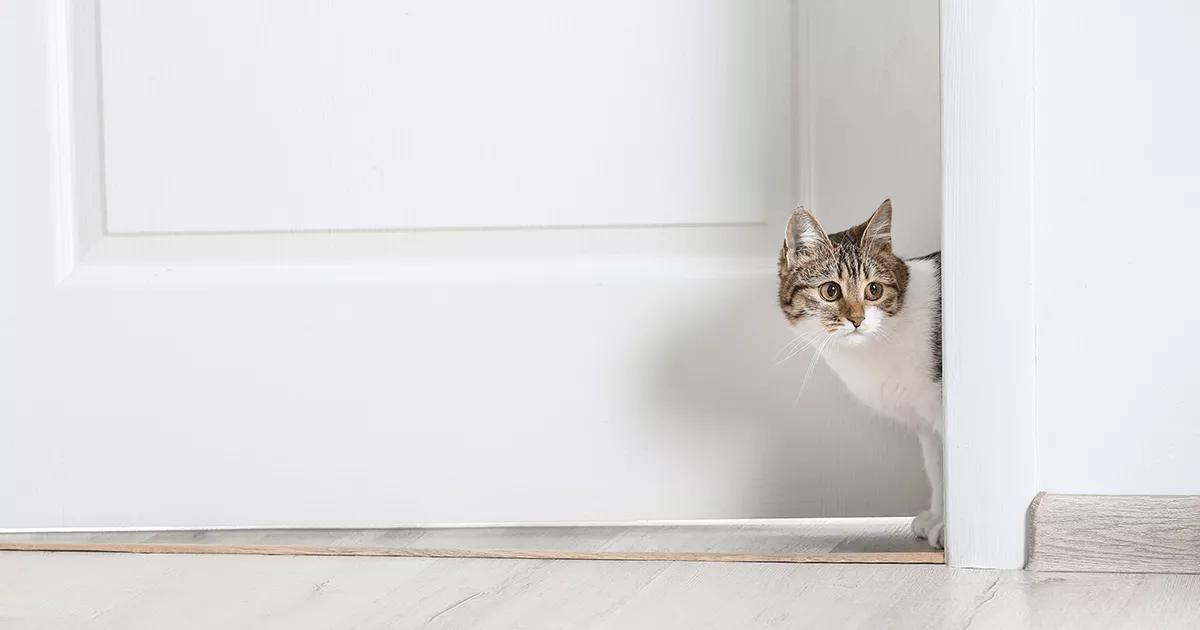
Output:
[{"xmin": 777, "ymin": 199, "xmax": 944, "ymax": 548}]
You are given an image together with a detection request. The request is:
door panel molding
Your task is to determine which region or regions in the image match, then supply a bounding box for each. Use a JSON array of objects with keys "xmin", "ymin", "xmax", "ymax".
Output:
[{"xmin": 57, "ymin": 0, "xmax": 789, "ymax": 284}]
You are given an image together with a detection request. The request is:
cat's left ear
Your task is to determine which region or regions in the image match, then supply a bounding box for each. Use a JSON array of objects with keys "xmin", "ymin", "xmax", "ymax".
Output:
[
  {"xmin": 784, "ymin": 208, "xmax": 833, "ymax": 267},
  {"xmin": 858, "ymin": 198, "xmax": 893, "ymax": 253}
]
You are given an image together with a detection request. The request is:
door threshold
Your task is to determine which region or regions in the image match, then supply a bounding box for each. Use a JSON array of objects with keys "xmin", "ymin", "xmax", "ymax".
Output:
[
  {"xmin": 0, "ymin": 517, "xmax": 943, "ymax": 564},
  {"xmin": 0, "ymin": 541, "xmax": 942, "ymax": 564}
]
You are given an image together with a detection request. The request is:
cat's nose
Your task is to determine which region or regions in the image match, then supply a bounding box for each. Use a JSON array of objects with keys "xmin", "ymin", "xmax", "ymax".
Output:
[{"xmin": 848, "ymin": 316, "xmax": 863, "ymax": 328}]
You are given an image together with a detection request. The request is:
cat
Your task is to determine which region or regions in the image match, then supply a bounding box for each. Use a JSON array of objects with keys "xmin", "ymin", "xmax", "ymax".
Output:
[{"xmin": 777, "ymin": 199, "xmax": 944, "ymax": 548}]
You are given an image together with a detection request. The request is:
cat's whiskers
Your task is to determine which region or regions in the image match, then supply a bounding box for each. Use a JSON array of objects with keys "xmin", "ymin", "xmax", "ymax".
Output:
[
  {"xmin": 776, "ymin": 344, "xmax": 814, "ymax": 365},
  {"xmin": 777, "ymin": 333, "xmax": 814, "ymax": 356},
  {"xmin": 871, "ymin": 325, "xmax": 895, "ymax": 343},
  {"xmin": 775, "ymin": 331, "xmax": 825, "ymax": 364},
  {"xmin": 776, "ymin": 341, "xmax": 819, "ymax": 364},
  {"xmin": 794, "ymin": 332, "xmax": 835, "ymax": 404}
]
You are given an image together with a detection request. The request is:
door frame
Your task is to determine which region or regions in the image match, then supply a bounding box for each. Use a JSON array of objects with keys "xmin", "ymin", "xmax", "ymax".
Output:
[{"xmin": 942, "ymin": 0, "xmax": 1039, "ymax": 569}]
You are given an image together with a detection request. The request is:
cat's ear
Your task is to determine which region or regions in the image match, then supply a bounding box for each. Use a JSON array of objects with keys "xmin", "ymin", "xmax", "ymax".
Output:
[
  {"xmin": 784, "ymin": 208, "xmax": 832, "ymax": 267},
  {"xmin": 858, "ymin": 198, "xmax": 893, "ymax": 254}
]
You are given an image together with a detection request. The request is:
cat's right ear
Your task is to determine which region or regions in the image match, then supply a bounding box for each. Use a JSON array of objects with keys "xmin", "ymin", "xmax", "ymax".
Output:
[{"xmin": 784, "ymin": 208, "xmax": 832, "ymax": 268}]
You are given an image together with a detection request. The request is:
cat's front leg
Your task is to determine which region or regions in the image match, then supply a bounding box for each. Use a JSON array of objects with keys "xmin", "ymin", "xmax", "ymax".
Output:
[{"xmin": 911, "ymin": 430, "xmax": 944, "ymax": 548}]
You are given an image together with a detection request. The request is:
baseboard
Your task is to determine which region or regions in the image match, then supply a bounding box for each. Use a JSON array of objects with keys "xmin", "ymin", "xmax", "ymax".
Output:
[{"xmin": 1026, "ymin": 492, "xmax": 1200, "ymax": 573}]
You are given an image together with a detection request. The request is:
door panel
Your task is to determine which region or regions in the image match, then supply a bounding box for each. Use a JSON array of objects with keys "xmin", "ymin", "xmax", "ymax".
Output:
[
  {"xmin": 0, "ymin": 0, "xmax": 930, "ymax": 528},
  {"xmin": 100, "ymin": 0, "xmax": 775, "ymax": 233}
]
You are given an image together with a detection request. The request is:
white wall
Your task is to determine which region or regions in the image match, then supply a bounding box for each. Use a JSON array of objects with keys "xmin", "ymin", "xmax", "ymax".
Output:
[{"xmin": 1034, "ymin": 0, "xmax": 1200, "ymax": 493}]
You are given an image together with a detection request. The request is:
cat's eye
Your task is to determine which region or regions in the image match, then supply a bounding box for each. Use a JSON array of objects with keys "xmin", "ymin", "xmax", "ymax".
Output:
[
  {"xmin": 865, "ymin": 282, "xmax": 883, "ymax": 301},
  {"xmin": 819, "ymin": 282, "xmax": 841, "ymax": 302}
]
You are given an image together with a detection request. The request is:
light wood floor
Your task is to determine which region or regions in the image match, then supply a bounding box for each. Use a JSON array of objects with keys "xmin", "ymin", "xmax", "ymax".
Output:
[{"xmin": 2, "ymin": 519, "xmax": 1198, "ymax": 629}]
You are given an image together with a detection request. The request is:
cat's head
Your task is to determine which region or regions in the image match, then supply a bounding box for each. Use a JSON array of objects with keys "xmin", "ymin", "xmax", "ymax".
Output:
[{"xmin": 777, "ymin": 199, "xmax": 908, "ymax": 347}]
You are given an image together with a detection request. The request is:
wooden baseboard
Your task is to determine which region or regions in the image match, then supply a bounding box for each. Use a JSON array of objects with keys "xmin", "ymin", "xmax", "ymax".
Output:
[
  {"xmin": 1027, "ymin": 492, "xmax": 1200, "ymax": 573},
  {"xmin": 0, "ymin": 542, "xmax": 943, "ymax": 565}
]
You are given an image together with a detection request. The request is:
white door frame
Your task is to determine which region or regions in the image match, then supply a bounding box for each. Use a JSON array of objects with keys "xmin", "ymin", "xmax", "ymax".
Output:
[{"xmin": 942, "ymin": 0, "xmax": 1039, "ymax": 569}]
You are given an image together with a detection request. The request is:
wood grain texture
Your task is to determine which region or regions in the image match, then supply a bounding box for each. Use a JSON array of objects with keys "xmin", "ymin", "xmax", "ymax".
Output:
[
  {"xmin": 0, "ymin": 542, "xmax": 943, "ymax": 565},
  {"xmin": 5, "ymin": 551, "xmax": 1200, "ymax": 628},
  {"xmin": 1027, "ymin": 493, "xmax": 1200, "ymax": 573}
]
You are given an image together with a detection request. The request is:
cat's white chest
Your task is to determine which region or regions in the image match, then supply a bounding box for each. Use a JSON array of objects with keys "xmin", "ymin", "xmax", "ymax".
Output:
[{"xmin": 824, "ymin": 346, "xmax": 940, "ymax": 431}]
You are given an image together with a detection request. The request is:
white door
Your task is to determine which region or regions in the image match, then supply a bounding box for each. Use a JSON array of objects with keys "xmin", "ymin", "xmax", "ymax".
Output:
[{"xmin": 1, "ymin": 0, "xmax": 933, "ymax": 529}]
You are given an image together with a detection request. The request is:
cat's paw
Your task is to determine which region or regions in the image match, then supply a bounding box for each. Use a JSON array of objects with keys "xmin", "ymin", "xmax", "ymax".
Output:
[{"xmin": 911, "ymin": 510, "xmax": 945, "ymax": 549}]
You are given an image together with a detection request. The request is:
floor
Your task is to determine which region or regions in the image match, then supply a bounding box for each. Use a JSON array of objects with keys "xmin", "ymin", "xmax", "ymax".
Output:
[{"xmin": 2, "ymin": 520, "xmax": 1197, "ymax": 629}]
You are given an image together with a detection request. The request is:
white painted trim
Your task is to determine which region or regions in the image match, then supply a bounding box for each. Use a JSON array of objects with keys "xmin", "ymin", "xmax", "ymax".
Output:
[
  {"xmin": 941, "ymin": 0, "xmax": 1039, "ymax": 569},
  {"xmin": 792, "ymin": 0, "xmax": 812, "ymax": 209},
  {"xmin": 46, "ymin": 0, "xmax": 77, "ymax": 283}
]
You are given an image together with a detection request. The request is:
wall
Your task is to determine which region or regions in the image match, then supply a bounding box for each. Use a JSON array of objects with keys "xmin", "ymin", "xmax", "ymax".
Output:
[{"xmin": 1035, "ymin": 0, "xmax": 1200, "ymax": 493}]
